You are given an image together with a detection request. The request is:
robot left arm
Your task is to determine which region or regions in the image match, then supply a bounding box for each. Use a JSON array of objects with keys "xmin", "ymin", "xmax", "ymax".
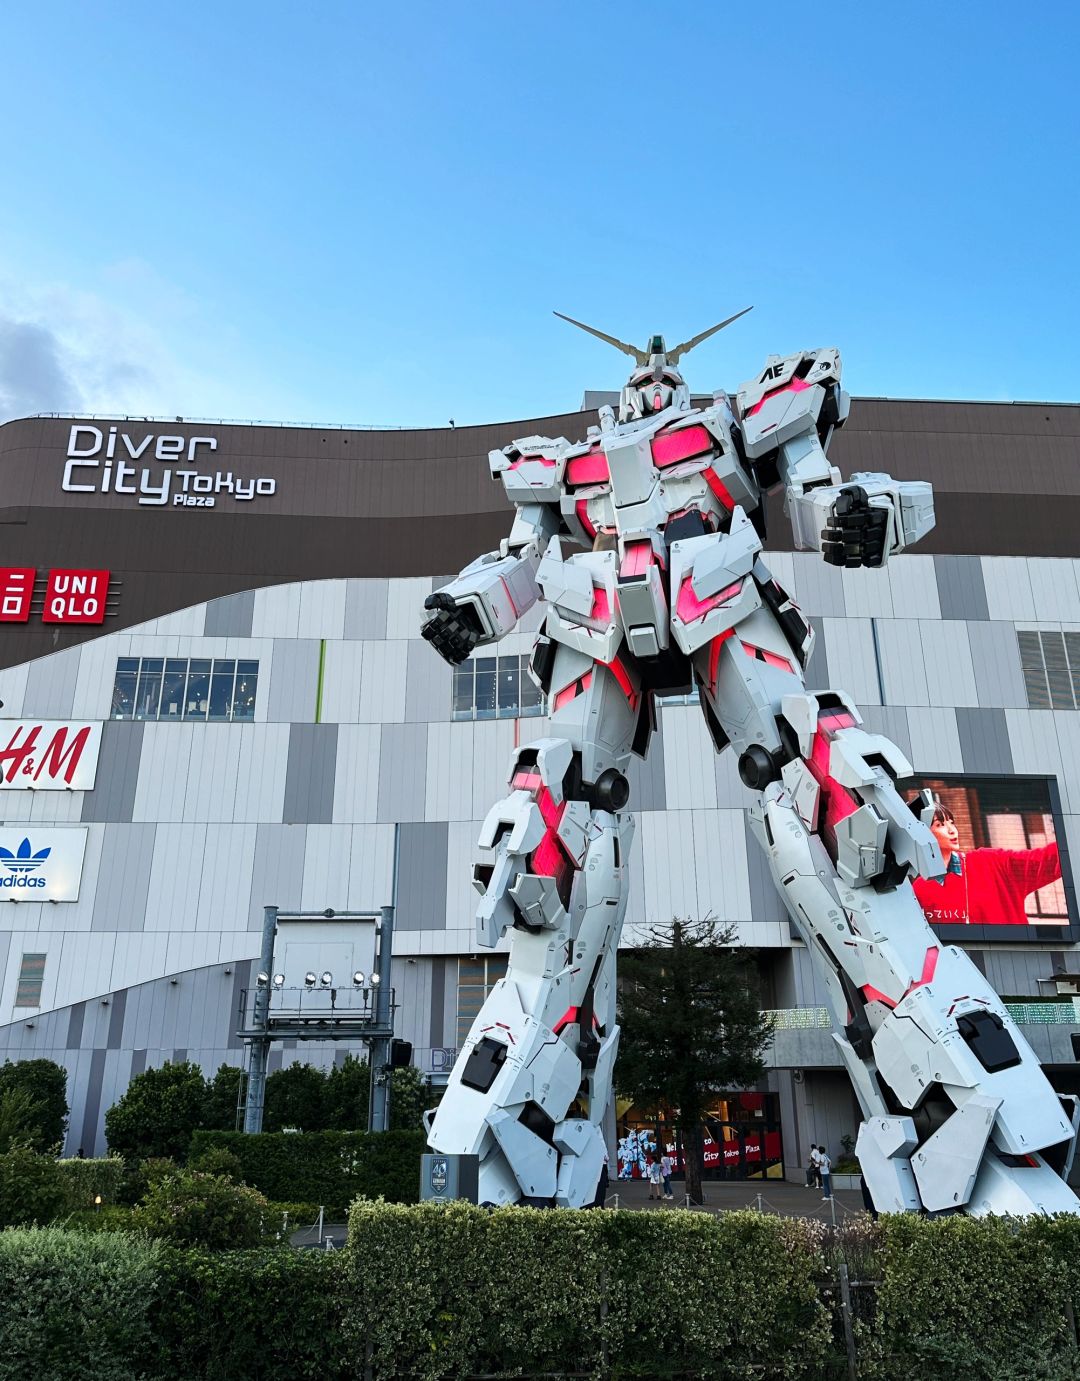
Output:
[
  {"xmin": 421, "ymin": 502, "xmax": 559, "ymax": 665},
  {"xmin": 737, "ymin": 348, "xmax": 935, "ymax": 568}
]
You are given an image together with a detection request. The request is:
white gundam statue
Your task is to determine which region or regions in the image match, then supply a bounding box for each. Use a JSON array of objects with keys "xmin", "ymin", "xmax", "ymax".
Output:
[{"xmin": 421, "ymin": 310, "xmax": 1080, "ymax": 1216}]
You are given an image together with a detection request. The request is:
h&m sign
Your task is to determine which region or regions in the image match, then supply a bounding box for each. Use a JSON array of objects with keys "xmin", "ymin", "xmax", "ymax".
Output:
[{"xmin": 0, "ymin": 722, "xmax": 103, "ymax": 791}]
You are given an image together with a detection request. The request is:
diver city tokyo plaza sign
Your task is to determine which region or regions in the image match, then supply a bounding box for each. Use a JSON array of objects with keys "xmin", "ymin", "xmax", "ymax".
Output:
[
  {"xmin": 61, "ymin": 425, "xmax": 278, "ymax": 509},
  {"xmin": 0, "ymin": 722, "xmax": 103, "ymax": 791},
  {"xmin": 0, "ymin": 828, "xmax": 87, "ymax": 901}
]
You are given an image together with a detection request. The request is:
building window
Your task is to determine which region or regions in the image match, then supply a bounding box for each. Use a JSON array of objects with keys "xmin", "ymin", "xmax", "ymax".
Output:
[
  {"xmin": 1018, "ymin": 631, "xmax": 1080, "ymax": 710},
  {"xmin": 456, "ymin": 954, "xmax": 508, "ymax": 1047},
  {"xmin": 452, "ymin": 654, "xmax": 544, "ymax": 721},
  {"xmin": 112, "ymin": 657, "xmax": 259, "ymax": 722},
  {"xmin": 14, "ymin": 953, "xmax": 46, "ymax": 1008}
]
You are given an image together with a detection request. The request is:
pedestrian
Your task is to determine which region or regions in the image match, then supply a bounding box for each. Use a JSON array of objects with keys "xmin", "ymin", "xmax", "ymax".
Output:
[
  {"xmin": 819, "ymin": 1146, "xmax": 832, "ymax": 1200},
  {"xmin": 661, "ymin": 1150, "xmax": 674, "ymax": 1201},
  {"xmin": 807, "ymin": 1144, "xmax": 821, "ymax": 1189},
  {"xmin": 647, "ymin": 1155, "xmax": 663, "ymax": 1200}
]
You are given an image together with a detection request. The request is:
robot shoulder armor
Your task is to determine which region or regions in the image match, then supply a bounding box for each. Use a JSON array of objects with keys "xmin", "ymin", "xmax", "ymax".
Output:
[{"xmin": 736, "ymin": 348, "xmax": 843, "ymax": 414}]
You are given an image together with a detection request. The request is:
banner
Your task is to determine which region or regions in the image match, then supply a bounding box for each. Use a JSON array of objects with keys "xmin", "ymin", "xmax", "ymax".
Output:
[
  {"xmin": 0, "ymin": 828, "xmax": 88, "ymax": 901},
  {"xmin": 0, "ymin": 722, "xmax": 103, "ymax": 790}
]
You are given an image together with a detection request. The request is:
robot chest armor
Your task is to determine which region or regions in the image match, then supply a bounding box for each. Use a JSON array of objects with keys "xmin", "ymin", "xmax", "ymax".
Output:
[{"xmin": 562, "ymin": 418, "xmax": 758, "ymax": 542}]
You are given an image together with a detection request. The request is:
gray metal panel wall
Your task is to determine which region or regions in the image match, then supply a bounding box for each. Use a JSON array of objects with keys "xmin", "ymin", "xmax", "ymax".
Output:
[
  {"xmin": 266, "ymin": 640, "xmax": 320, "ymax": 723},
  {"xmin": 283, "ymin": 724, "xmax": 338, "ymax": 825},
  {"xmin": 82, "ymin": 722, "xmax": 145, "ymax": 823},
  {"xmin": 204, "ymin": 589, "xmax": 255, "ymax": 637},
  {"xmin": 395, "ymin": 822, "xmax": 449, "ymax": 931},
  {"xmin": 90, "ymin": 824, "xmax": 157, "ymax": 932},
  {"xmin": 22, "ymin": 648, "xmax": 80, "ymax": 719}
]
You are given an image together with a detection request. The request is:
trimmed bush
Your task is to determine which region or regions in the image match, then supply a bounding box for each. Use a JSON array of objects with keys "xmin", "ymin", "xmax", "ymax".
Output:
[
  {"xmin": 104, "ymin": 1059, "xmax": 208, "ymax": 1161},
  {"xmin": 0, "ymin": 1228, "xmax": 160, "ymax": 1380},
  {"xmin": 152, "ymin": 1246, "xmax": 351, "ymax": 1381},
  {"xmin": 343, "ymin": 1200, "xmax": 831, "ymax": 1379},
  {"xmin": 875, "ymin": 1214, "xmax": 1076, "ymax": 1379},
  {"xmin": 136, "ymin": 1170, "xmax": 274, "ymax": 1250},
  {"xmin": 188, "ymin": 1128, "xmax": 426, "ymax": 1214},
  {"xmin": 56, "ymin": 1155, "xmax": 126, "ymax": 1209}
]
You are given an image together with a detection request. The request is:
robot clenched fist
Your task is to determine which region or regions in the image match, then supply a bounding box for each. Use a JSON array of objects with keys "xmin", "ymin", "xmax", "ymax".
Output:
[{"xmin": 421, "ymin": 310, "xmax": 1080, "ymax": 1216}]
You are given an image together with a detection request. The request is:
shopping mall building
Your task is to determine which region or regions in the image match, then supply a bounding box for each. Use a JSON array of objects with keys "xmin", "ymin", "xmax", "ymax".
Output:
[{"xmin": 1, "ymin": 393, "xmax": 1079, "ymax": 1174}]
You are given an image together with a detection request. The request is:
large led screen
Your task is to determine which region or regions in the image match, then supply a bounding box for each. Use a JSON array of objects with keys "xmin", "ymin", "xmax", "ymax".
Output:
[{"xmin": 900, "ymin": 774, "xmax": 1077, "ymax": 943}]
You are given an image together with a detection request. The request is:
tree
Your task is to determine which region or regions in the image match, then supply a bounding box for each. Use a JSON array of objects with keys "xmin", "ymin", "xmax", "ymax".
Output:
[
  {"xmin": 104, "ymin": 1061, "xmax": 208, "ymax": 1162},
  {"xmin": 389, "ymin": 1066, "xmax": 430, "ymax": 1132},
  {"xmin": 0, "ymin": 1144, "xmax": 70, "ymax": 1226},
  {"xmin": 0, "ymin": 1089, "xmax": 40, "ymax": 1155},
  {"xmin": 324, "ymin": 1056, "xmax": 370, "ymax": 1130},
  {"xmin": 616, "ymin": 916, "xmax": 774, "ymax": 1204},
  {"xmin": 203, "ymin": 1064, "xmax": 244, "ymax": 1132},
  {"xmin": 263, "ymin": 1062, "xmax": 327, "ymax": 1132},
  {"xmin": 0, "ymin": 1059, "xmax": 69, "ymax": 1151}
]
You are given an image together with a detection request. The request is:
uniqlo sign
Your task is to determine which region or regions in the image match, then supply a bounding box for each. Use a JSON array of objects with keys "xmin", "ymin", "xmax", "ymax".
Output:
[
  {"xmin": 0, "ymin": 569, "xmax": 35, "ymax": 623},
  {"xmin": 42, "ymin": 569, "xmax": 110, "ymax": 624}
]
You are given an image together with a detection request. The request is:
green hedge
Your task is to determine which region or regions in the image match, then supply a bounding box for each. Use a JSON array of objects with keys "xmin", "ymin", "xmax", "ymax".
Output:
[
  {"xmin": 56, "ymin": 1156, "xmax": 126, "ymax": 1209},
  {"xmin": 0, "ymin": 1228, "xmax": 161, "ymax": 1381},
  {"xmin": 188, "ymin": 1128, "xmax": 425, "ymax": 1214},
  {"xmin": 152, "ymin": 1246, "xmax": 350, "ymax": 1381},
  {"xmin": 6, "ymin": 1210, "xmax": 1080, "ymax": 1379},
  {"xmin": 343, "ymin": 1201, "xmax": 830, "ymax": 1379}
]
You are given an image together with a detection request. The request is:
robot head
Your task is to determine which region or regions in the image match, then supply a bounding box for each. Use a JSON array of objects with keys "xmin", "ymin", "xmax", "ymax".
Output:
[
  {"xmin": 553, "ymin": 308, "xmax": 753, "ymax": 422},
  {"xmin": 620, "ymin": 351, "xmax": 691, "ymax": 422}
]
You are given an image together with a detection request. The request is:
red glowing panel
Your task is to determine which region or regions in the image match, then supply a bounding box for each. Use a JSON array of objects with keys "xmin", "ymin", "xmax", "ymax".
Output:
[
  {"xmin": 42, "ymin": 569, "xmax": 110, "ymax": 625},
  {"xmin": 566, "ymin": 450, "xmax": 610, "ymax": 486},
  {"xmin": 0, "ymin": 568, "xmax": 35, "ymax": 623},
  {"xmin": 652, "ymin": 424, "xmax": 712, "ymax": 468}
]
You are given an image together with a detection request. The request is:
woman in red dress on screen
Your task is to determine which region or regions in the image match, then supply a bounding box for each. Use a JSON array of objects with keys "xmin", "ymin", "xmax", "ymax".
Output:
[{"xmin": 910, "ymin": 799, "xmax": 1061, "ymax": 926}]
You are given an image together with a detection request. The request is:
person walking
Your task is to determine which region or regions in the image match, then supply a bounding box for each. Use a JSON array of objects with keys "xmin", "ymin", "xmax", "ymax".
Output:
[
  {"xmin": 647, "ymin": 1155, "xmax": 663, "ymax": 1201},
  {"xmin": 807, "ymin": 1145, "xmax": 821, "ymax": 1189},
  {"xmin": 661, "ymin": 1150, "xmax": 674, "ymax": 1202},
  {"xmin": 819, "ymin": 1147, "xmax": 833, "ymax": 1200}
]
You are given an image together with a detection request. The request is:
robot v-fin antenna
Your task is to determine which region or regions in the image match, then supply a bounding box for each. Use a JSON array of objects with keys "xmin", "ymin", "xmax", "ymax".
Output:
[
  {"xmin": 552, "ymin": 312, "xmax": 651, "ymax": 366},
  {"xmin": 665, "ymin": 307, "xmax": 753, "ymax": 365}
]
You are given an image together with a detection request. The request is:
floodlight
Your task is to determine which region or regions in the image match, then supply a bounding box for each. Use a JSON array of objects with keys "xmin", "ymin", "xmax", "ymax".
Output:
[
  {"xmin": 320, "ymin": 971, "xmax": 333, "ymax": 987},
  {"xmin": 256, "ymin": 972, "xmax": 269, "ymax": 987},
  {"xmin": 304, "ymin": 972, "xmax": 317, "ymax": 988},
  {"xmin": 273, "ymin": 973, "xmax": 285, "ymax": 987},
  {"xmin": 370, "ymin": 972, "xmax": 381, "ymax": 987},
  {"xmin": 352, "ymin": 971, "xmax": 365, "ymax": 987}
]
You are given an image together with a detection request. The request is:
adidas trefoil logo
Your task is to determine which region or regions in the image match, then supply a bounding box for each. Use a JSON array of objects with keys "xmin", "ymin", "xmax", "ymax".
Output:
[{"xmin": 0, "ymin": 838, "xmax": 51, "ymax": 889}]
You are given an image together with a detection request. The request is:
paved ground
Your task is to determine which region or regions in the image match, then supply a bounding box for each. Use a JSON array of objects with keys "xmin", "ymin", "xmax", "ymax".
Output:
[
  {"xmin": 290, "ymin": 1179, "xmax": 867, "ymax": 1248},
  {"xmin": 604, "ymin": 1177, "xmax": 866, "ymax": 1220}
]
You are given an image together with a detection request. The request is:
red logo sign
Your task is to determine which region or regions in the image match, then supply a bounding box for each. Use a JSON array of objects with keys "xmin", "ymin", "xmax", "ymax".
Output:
[
  {"xmin": 0, "ymin": 723, "xmax": 98, "ymax": 788},
  {"xmin": 42, "ymin": 570, "xmax": 110, "ymax": 625},
  {"xmin": 0, "ymin": 569, "xmax": 35, "ymax": 623}
]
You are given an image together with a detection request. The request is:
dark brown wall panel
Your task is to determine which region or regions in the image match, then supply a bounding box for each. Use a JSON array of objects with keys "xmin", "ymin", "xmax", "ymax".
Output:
[{"xmin": 1, "ymin": 397, "xmax": 1077, "ymax": 670}]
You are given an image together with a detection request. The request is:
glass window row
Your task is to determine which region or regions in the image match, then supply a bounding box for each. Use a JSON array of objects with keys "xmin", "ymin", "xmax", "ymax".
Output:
[
  {"xmin": 452, "ymin": 654, "xmax": 545, "ymax": 722},
  {"xmin": 112, "ymin": 657, "xmax": 259, "ymax": 722}
]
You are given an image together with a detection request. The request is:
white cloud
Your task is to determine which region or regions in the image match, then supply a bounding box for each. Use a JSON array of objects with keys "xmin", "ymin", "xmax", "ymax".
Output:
[{"xmin": 0, "ymin": 266, "xmax": 273, "ymax": 424}]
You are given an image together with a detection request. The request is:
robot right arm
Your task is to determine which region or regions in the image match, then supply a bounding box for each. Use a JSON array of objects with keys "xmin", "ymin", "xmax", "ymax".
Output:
[
  {"xmin": 421, "ymin": 499, "xmax": 560, "ymax": 665},
  {"xmin": 737, "ymin": 348, "xmax": 935, "ymax": 568},
  {"xmin": 422, "ymin": 432, "xmax": 573, "ymax": 664}
]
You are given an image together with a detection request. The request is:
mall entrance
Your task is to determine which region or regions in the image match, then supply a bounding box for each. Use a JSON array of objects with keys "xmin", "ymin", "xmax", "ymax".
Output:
[{"xmin": 616, "ymin": 1091, "xmax": 784, "ymax": 1181}]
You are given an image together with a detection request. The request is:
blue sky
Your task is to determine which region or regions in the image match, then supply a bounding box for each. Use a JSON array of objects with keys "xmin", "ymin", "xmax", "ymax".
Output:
[{"xmin": 1, "ymin": 1, "xmax": 1077, "ymax": 427}]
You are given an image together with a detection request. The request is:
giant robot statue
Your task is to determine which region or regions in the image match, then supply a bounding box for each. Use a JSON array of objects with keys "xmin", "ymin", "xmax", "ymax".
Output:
[{"xmin": 420, "ymin": 312, "xmax": 1080, "ymax": 1216}]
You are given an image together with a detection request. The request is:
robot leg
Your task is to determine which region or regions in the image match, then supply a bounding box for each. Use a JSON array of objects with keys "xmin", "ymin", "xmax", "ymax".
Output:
[
  {"xmin": 427, "ymin": 646, "xmax": 639, "ymax": 1207},
  {"xmin": 695, "ymin": 570, "xmax": 1079, "ymax": 1216}
]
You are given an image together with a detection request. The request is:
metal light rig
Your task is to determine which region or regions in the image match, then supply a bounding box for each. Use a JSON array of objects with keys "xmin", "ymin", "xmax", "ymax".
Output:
[{"xmin": 237, "ymin": 905, "xmax": 401, "ymax": 1133}]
